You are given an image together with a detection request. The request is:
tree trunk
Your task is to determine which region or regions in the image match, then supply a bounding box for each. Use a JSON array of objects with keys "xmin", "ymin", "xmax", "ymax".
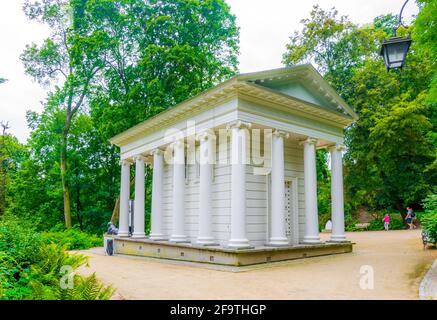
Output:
[
  {"xmin": 110, "ymin": 197, "xmax": 120, "ymax": 225},
  {"xmin": 396, "ymin": 202, "xmax": 407, "ymax": 226},
  {"xmin": 76, "ymin": 180, "xmax": 83, "ymax": 230},
  {"xmin": 60, "ymin": 133, "xmax": 72, "ymax": 228}
]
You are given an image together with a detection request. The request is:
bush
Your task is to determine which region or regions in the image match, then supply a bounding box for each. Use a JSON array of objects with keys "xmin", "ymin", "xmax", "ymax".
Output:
[
  {"xmin": 423, "ymin": 193, "xmax": 437, "ymax": 214},
  {"xmin": 421, "ymin": 194, "xmax": 437, "ymax": 243},
  {"xmin": 345, "ymin": 213, "xmax": 360, "ymax": 231},
  {"xmin": 0, "ymin": 219, "xmax": 113, "ymax": 300},
  {"xmin": 41, "ymin": 228, "xmax": 103, "ymax": 250},
  {"xmin": 367, "ymin": 213, "xmax": 406, "ymax": 231}
]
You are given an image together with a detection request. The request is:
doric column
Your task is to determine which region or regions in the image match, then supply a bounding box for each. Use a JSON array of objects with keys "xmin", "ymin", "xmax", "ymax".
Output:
[
  {"xmin": 169, "ymin": 140, "xmax": 188, "ymax": 243},
  {"xmin": 228, "ymin": 121, "xmax": 252, "ymax": 248},
  {"xmin": 329, "ymin": 144, "xmax": 347, "ymax": 242},
  {"xmin": 302, "ymin": 137, "xmax": 321, "ymax": 244},
  {"xmin": 268, "ymin": 130, "xmax": 289, "ymax": 246},
  {"xmin": 149, "ymin": 149, "xmax": 166, "ymax": 241},
  {"xmin": 118, "ymin": 159, "xmax": 131, "ymax": 237},
  {"xmin": 132, "ymin": 155, "xmax": 146, "ymax": 238},
  {"xmin": 196, "ymin": 130, "xmax": 217, "ymax": 245}
]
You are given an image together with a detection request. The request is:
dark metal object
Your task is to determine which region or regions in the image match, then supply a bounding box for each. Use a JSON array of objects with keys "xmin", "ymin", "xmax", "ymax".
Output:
[
  {"xmin": 379, "ymin": 0, "xmax": 412, "ymax": 70},
  {"xmin": 106, "ymin": 238, "xmax": 114, "ymax": 256}
]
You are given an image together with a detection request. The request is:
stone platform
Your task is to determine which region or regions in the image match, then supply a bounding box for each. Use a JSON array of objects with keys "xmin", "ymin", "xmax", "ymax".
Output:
[{"xmin": 109, "ymin": 236, "xmax": 353, "ymax": 266}]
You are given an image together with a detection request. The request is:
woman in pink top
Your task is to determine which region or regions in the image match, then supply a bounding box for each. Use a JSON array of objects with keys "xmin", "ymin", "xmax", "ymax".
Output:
[{"xmin": 382, "ymin": 214, "xmax": 390, "ymax": 231}]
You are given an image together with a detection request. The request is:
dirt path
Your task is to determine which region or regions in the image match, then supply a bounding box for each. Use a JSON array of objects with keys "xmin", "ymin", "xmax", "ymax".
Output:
[{"xmin": 77, "ymin": 230, "xmax": 437, "ymax": 300}]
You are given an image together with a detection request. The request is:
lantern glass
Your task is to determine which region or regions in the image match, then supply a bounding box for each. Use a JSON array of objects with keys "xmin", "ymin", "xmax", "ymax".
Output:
[{"xmin": 380, "ymin": 36, "xmax": 412, "ymax": 70}]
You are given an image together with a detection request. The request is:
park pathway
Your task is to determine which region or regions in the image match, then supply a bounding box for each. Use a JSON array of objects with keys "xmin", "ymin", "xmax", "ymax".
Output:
[{"xmin": 77, "ymin": 229, "xmax": 437, "ymax": 299}]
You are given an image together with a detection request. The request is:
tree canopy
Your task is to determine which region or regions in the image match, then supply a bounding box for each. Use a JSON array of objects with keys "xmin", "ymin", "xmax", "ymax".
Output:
[
  {"xmin": 8, "ymin": 0, "xmax": 239, "ymax": 231},
  {"xmin": 283, "ymin": 4, "xmax": 436, "ymax": 216}
]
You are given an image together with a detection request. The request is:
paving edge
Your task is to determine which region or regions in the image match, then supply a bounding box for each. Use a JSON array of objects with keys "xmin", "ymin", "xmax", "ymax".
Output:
[{"xmin": 419, "ymin": 258, "xmax": 437, "ymax": 300}]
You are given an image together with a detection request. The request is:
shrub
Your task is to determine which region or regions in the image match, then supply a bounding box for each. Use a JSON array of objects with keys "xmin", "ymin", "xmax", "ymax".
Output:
[
  {"xmin": 367, "ymin": 212, "xmax": 405, "ymax": 231},
  {"xmin": 421, "ymin": 194, "xmax": 437, "ymax": 243},
  {"xmin": 0, "ymin": 218, "xmax": 42, "ymax": 265},
  {"xmin": 345, "ymin": 213, "xmax": 360, "ymax": 231},
  {"xmin": 423, "ymin": 193, "xmax": 437, "ymax": 214},
  {"xmin": 0, "ymin": 220, "xmax": 113, "ymax": 300},
  {"xmin": 41, "ymin": 228, "xmax": 102, "ymax": 250}
]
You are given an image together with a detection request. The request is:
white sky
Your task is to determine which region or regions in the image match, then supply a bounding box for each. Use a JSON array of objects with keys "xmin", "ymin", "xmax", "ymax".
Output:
[{"xmin": 0, "ymin": 0, "xmax": 419, "ymax": 143}]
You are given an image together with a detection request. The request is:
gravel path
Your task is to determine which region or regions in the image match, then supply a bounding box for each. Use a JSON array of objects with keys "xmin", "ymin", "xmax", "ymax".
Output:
[{"xmin": 77, "ymin": 229, "xmax": 437, "ymax": 300}]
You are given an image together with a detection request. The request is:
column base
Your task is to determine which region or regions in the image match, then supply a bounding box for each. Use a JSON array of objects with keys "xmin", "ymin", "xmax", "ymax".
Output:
[
  {"xmin": 169, "ymin": 235, "xmax": 189, "ymax": 243},
  {"xmin": 149, "ymin": 233, "xmax": 167, "ymax": 241},
  {"xmin": 196, "ymin": 237, "xmax": 219, "ymax": 246},
  {"xmin": 117, "ymin": 231, "xmax": 130, "ymax": 237},
  {"xmin": 266, "ymin": 237, "xmax": 289, "ymax": 247},
  {"xmin": 303, "ymin": 235, "xmax": 322, "ymax": 244},
  {"xmin": 227, "ymin": 238, "xmax": 253, "ymax": 249},
  {"xmin": 328, "ymin": 234, "xmax": 348, "ymax": 243},
  {"xmin": 131, "ymin": 232, "xmax": 146, "ymax": 239}
]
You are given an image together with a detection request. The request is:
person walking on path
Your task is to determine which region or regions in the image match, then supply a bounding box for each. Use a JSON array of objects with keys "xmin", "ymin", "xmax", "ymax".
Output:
[
  {"xmin": 405, "ymin": 207, "xmax": 416, "ymax": 230},
  {"xmin": 383, "ymin": 214, "xmax": 390, "ymax": 231}
]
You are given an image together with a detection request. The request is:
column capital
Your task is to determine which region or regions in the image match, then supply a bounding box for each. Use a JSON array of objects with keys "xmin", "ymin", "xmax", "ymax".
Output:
[
  {"xmin": 299, "ymin": 137, "xmax": 318, "ymax": 146},
  {"xmin": 133, "ymin": 155, "xmax": 147, "ymax": 162},
  {"xmin": 226, "ymin": 120, "xmax": 252, "ymax": 130},
  {"xmin": 196, "ymin": 129, "xmax": 216, "ymax": 142},
  {"xmin": 150, "ymin": 148, "xmax": 164, "ymax": 156},
  {"xmin": 170, "ymin": 139, "xmax": 186, "ymax": 148},
  {"xmin": 328, "ymin": 143, "xmax": 346, "ymax": 152},
  {"xmin": 273, "ymin": 130, "xmax": 290, "ymax": 139},
  {"xmin": 120, "ymin": 159, "xmax": 133, "ymax": 166}
]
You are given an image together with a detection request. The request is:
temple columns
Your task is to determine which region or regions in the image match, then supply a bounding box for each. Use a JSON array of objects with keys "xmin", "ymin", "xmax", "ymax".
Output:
[
  {"xmin": 268, "ymin": 130, "xmax": 289, "ymax": 246},
  {"xmin": 118, "ymin": 160, "xmax": 131, "ymax": 237},
  {"xmin": 197, "ymin": 131, "xmax": 217, "ymax": 245},
  {"xmin": 132, "ymin": 155, "xmax": 146, "ymax": 238},
  {"xmin": 169, "ymin": 140, "xmax": 188, "ymax": 243},
  {"xmin": 302, "ymin": 137, "xmax": 321, "ymax": 244},
  {"xmin": 149, "ymin": 149, "xmax": 166, "ymax": 241},
  {"xmin": 329, "ymin": 144, "xmax": 347, "ymax": 242}
]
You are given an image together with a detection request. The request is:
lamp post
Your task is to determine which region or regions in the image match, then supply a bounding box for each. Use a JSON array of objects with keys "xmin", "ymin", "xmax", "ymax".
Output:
[{"xmin": 379, "ymin": 0, "xmax": 412, "ymax": 70}]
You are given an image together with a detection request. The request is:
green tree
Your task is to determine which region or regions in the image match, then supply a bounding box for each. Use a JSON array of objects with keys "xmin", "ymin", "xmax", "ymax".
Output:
[
  {"xmin": 16, "ymin": 0, "xmax": 239, "ymax": 233},
  {"xmin": 21, "ymin": 0, "xmax": 109, "ymax": 228},
  {"xmin": 368, "ymin": 93, "xmax": 434, "ymax": 215},
  {"xmin": 0, "ymin": 123, "xmax": 26, "ymax": 216},
  {"xmin": 283, "ymin": 5, "xmax": 436, "ymax": 217},
  {"xmin": 414, "ymin": 0, "xmax": 437, "ymax": 102},
  {"xmin": 89, "ymin": 0, "xmax": 239, "ymax": 139}
]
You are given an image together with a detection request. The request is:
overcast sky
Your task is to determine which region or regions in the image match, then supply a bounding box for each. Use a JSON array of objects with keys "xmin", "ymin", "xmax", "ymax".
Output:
[{"xmin": 0, "ymin": 0, "xmax": 419, "ymax": 143}]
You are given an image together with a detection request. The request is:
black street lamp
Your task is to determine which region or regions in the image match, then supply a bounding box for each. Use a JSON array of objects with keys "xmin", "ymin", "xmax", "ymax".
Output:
[{"xmin": 380, "ymin": 0, "xmax": 412, "ymax": 70}]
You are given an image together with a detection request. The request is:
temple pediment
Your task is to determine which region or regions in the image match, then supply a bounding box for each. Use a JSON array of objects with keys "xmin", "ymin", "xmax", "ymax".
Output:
[{"xmin": 238, "ymin": 64, "xmax": 357, "ymax": 120}]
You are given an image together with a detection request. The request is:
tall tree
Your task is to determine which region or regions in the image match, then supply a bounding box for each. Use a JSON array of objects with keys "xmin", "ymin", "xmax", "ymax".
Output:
[
  {"xmin": 0, "ymin": 123, "xmax": 26, "ymax": 216},
  {"xmin": 88, "ymin": 0, "xmax": 239, "ymax": 139},
  {"xmin": 414, "ymin": 0, "xmax": 437, "ymax": 102},
  {"xmin": 21, "ymin": 0, "xmax": 110, "ymax": 228},
  {"xmin": 283, "ymin": 5, "xmax": 436, "ymax": 216},
  {"xmin": 17, "ymin": 0, "xmax": 239, "ymax": 232}
]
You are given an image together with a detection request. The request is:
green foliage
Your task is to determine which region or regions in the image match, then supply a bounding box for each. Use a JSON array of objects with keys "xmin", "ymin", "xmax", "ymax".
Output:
[
  {"xmin": 414, "ymin": 0, "xmax": 437, "ymax": 102},
  {"xmin": 423, "ymin": 193, "xmax": 437, "ymax": 214},
  {"xmin": 0, "ymin": 219, "xmax": 112, "ymax": 300},
  {"xmin": 0, "ymin": 133, "xmax": 27, "ymax": 216},
  {"xmin": 367, "ymin": 213, "xmax": 406, "ymax": 231},
  {"xmin": 421, "ymin": 193, "xmax": 437, "ymax": 243},
  {"xmin": 283, "ymin": 6, "xmax": 437, "ymax": 218},
  {"xmin": 41, "ymin": 228, "xmax": 102, "ymax": 250},
  {"xmin": 9, "ymin": 0, "xmax": 240, "ymax": 234}
]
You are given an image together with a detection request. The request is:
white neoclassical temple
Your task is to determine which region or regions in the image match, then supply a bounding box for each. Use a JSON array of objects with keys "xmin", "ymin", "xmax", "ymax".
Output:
[{"xmin": 109, "ymin": 64, "xmax": 358, "ymax": 265}]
